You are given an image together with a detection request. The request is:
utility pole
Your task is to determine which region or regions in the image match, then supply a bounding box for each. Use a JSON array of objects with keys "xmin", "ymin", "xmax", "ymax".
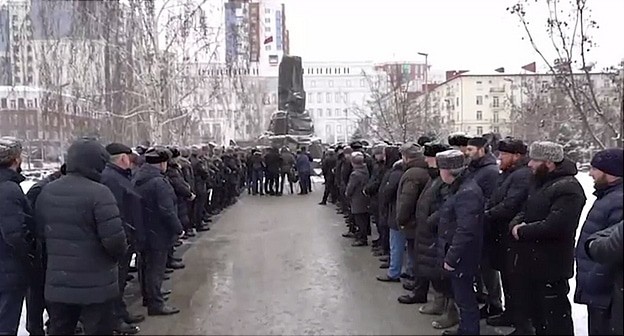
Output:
[
  {"xmin": 343, "ymin": 108, "xmax": 348, "ymax": 143},
  {"xmin": 418, "ymin": 52, "xmax": 429, "ymax": 127}
]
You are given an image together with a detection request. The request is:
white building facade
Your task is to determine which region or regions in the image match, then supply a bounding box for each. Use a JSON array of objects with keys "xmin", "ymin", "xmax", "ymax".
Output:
[{"xmin": 303, "ymin": 61, "xmax": 374, "ymax": 144}]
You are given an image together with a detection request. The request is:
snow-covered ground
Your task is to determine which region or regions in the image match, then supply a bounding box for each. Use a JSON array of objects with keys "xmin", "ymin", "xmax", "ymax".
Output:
[{"xmin": 16, "ymin": 172, "xmax": 597, "ymax": 336}]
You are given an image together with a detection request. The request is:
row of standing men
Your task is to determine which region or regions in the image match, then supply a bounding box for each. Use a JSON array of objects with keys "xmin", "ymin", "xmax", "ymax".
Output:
[
  {"xmin": 319, "ymin": 136, "xmax": 623, "ymax": 335},
  {"xmin": 0, "ymin": 137, "xmax": 246, "ymax": 335}
]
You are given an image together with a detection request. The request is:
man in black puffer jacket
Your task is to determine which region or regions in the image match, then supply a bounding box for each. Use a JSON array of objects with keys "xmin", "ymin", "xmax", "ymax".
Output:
[
  {"xmin": 36, "ymin": 138, "xmax": 128, "ymax": 335},
  {"xmin": 509, "ymin": 141, "xmax": 586, "ymax": 335},
  {"xmin": 133, "ymin": 147, "xmax": 183, "ymax": 316},
  {"xmin": 483, "ymin": 139, "xmax": 532, "ymax": 331},
  {"xmin": 101, "ymin": 143, "xmax": 146, "ymax": 335},
  {"xmin": 374, "ymin": 146, "xmax": 401, "ymax": 258}
]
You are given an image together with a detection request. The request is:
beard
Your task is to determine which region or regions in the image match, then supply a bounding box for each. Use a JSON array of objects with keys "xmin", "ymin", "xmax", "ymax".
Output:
[
  {"xmin": 532, "ymin": 163, "xmax": 550, "ymax": 183},
  {"xmin": 593, "ymin": 175, "xmax": 610, "ymax": 190}
]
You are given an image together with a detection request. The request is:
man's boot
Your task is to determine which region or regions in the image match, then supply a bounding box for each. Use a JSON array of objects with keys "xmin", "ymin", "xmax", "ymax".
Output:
[
  {"xmin": 114, "ymin": 321, "xmax": 140, "ymax": 335},
  {"xmin": 420, "ymin": 291, "xmax": 445, "ymax": 315},
  {"xmin": 432, "ymin": 298, "xmax": 459, "ymax": 329}
]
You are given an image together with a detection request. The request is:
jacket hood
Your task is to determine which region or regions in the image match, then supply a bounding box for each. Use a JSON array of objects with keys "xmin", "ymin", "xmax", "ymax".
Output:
[
  {"xmin": 105, "ymin": 162, "xmax": 132, "ymax": 178},
  {"xmin": 392, "ymin": 160, "xmax": 404, "ymax": 170},
  {"xmin": 385, "ymin": 147, "xmax": 401, "ymax": 168},
  {"xmin": 65, "ymin": 139, "xmax": 110, "ymax": 182},
  {"xmin": 133, "ymin": 164, "xmax": 164, "ymax": 187},
  {"xmin": 405, "ymin": 155, "xmax": 428, "ymax": 170},
  {"xmin": 552, "ymin": 157, "xmax": 578, "ymax": 178},
  {"xmin": 469, "ymin": 152, "xmax": 497, "ymax": 170}
]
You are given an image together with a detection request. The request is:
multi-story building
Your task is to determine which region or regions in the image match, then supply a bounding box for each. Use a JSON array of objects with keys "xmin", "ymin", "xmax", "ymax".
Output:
[
  {"xmin": 0, "ymin": 85, "xmax": 103, "ymax": 160},
  {"xmin": 425, "ymin": 71, "xmax": 620, "ymax": 140},
  {"xmin": 303, "ymin": 61, "xmax": 374, "ymax": 143},
  {"xmin": 224, "ymin": 0, "xmax": 289, "ymax": 77}
]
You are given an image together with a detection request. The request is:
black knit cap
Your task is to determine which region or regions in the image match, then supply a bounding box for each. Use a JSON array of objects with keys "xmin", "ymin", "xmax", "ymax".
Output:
[
  {"xmin": 144, "ymin": 146, "xmax": 171, "ymax": 164},
  {"xmin": 467, "ymin": 136, "xmax": 488, "ymax": 148},
  {"xmin": 424, "ymin": 143, "xmax": 450, "ymax": 158},
  {"xmin": 105, "ymin": 143, "xmax": 133, "ymax": 156},
  {"xmin": 167, "ymin": 146, "xmax": 181, "ymax": 158},
  {"xmin": 448, "ymin": 134, "xmax": 470, "ymax": 147},
  {"xmin": 350, "ymin": 141, "xmax": 363, "ymax": 150},
  {"xmin": 417, "ymin": 136, "xmax": 432, "ymax": 147},
  {"xmin": 498, "ymin": 139, "xmax": 527, "ymax": 155}
]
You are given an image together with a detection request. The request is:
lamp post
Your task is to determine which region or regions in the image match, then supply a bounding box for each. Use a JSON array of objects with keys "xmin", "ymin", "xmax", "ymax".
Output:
[
  {"xmin": 503, "ymin": 78, "xmax": 520, "ymax": 137},
  {"xmin": 343, "ymin": 108, "xmax": 349, "ymax": 143},
  {"xmin": 418, "ymin": 52, "xmax": 429, "ymax": 126}
]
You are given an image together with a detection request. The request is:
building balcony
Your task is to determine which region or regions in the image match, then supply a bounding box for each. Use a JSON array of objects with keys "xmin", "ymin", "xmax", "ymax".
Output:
[{"xmin": 490, "ymin": 87, "xmax": 506, "ymax": 93}]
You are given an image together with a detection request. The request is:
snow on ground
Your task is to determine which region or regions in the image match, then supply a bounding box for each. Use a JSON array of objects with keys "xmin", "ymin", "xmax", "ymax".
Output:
[{"xmin": 16, "ymin": 172, "xmax": 597, "ymax": 336}]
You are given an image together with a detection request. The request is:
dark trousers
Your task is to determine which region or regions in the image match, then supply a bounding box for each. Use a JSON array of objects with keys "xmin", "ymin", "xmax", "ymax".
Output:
[
  {"xmin": 298, "ymin": 171, "xmax": 311, "ymax": 194},
  {"xmin": 406, "ymin": 238, "xmax": 416, "ymax": 277},
  {"xmin": 353, "ymin": 213, "xmax": 370, "ymax": 242},
  {"xmin": 279, "ymin": 172, "xmax": 294, "ymax": 194},
  {"xmin": 46, "ymin": 300, "xmax": 114, "ymax": 335},
  {"xmin": 378, "ymin": 224, "xmax": 390, "ymax": 253},
  {"xmin": 252, "ymin": 169, "xmax": 264, "ymax": 195},
  {"xmin": 588, "ymin": 306, "xmax": 611, "ymax": 336},
  {"xmin": 322, "ymin": 177, "xmax": 338, "ymax": 203},
  {"xmin": 514, "ymin": 278, "xmax": 574, "ymax": 335},
  {"xmin": 26, "ymin": 268, "xmax": 46, "ymax": 335},
  {"xmin": 481, "ymin": 255, "xmax": 503, "ymax": 309},
  {"xmin": 114, "ymin": 248, "xmax": 133, "ymax": 324},
  {"xmin": 432, "ymin": 278, "xmax": 453, "ymax": 297},
  {"xmin": 192, "ymin": 192, "xmax": 208, "ymax": 228},
  {"xmin": 451, "ymin": 274, "xmax": 480, "ymax": 335},
  {"xmin": 0, "ymin": 289, "xmax": 26, "ymax": 335},
  {"xmin": 265, "ymin": 172, "xmax": 279, "ymax": 194},
  {"xmin": 144, "ymin": 250, "xmax": 169, "ymax": 310}
]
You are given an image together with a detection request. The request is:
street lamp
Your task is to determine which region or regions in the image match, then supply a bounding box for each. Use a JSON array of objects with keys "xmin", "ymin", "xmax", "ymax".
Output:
[{"xmin": 418, "ymin": 52, "xmax": 429, "ymax": 125}]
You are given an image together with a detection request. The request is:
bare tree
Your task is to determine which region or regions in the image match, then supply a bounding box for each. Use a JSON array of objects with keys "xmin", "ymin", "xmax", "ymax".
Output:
[{"xmin": 508, "ymin": 0, "xmax": 623, "ymax": 148}]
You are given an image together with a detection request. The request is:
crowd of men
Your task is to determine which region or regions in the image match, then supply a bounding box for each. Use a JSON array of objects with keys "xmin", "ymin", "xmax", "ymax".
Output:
[
  {"xmin": 0, "ymin": 138, "xmax": 248, "ymax": 335},
  {"xmin": 245, "ymin": 146, "xmax": 315, "ymax": 196},
  {"xmin": 319, "ymin": 135, "xmax": 623, "ymax": 335}
]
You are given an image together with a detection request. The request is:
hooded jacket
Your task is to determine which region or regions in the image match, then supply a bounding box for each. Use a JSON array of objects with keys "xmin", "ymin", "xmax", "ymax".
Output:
[
  {"xmin": 381, "ymin": 160, "xmax": 405, "ymax": 230},
  {"xmin": 396, "ymin": 155, "xmax": 431, "ymax": 239},
  {"xmin": 346, "ymin": 164, "xmax": 370, "ymax": 214},
  {"xmin": 35, "ymin": 140, "xmax": 128, "ymax": 304},
  {"xmin": 133, "ymin": 164, "xmax": 183, "ymax": 251},
  {"xmin": 467, "ymin": 152, "xmax": 499, "ymax": 200},
  {"xmin": 101, "ymin": 163, "xmax": 144, "ymax": 246}
]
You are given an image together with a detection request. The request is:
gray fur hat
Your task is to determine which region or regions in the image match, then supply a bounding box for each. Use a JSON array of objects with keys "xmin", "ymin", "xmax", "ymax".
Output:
[
  {"xmin": 529, "ymin": 141, "xmax": 564, "ymax": 163},
  {"xmin": 399, "ymin": 142, "xmax": 423, "ymax": 159},
  {"xmin": 0, "ymin": 137, "xmax": 22, "ymax": 166},
  {"xmin": 436, "ymin": 149, "xmax": 466, "ymax": 170}
]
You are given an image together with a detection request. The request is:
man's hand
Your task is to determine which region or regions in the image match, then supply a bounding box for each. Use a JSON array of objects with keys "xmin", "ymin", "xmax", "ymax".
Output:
[
  {"xmin": 189, "ymin": 193, "xmax": 196, "ymax": 201},
  {"xmin": 444, "ymin": 262, "xmax": 455, "ymax": 272},
  {"xmin": 512, "ymin": 223, "xmax": 527, "ymax": 240}
]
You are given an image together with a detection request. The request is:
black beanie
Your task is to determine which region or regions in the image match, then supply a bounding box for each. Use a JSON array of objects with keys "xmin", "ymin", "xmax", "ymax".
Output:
[
  {"xmin": 144, "ymin": 147, "xmax": 171, "ymax": 164},
  {"xmin": 424, "ymin": 143, "xmax": 450, "ymax": 158},
  {"xmin": 448, "ymin": 134, "xmax": 470, "ymax": 147},
  {"xmin": 417, "ymin": 136, "xmax": 432, "ymax": 147},
  {"xmin": 498, "ymin": 139, "xmax": 527, "ymax": 155}
]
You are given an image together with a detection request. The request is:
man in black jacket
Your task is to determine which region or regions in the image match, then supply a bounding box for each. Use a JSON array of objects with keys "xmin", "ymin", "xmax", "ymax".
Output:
[
  {"xmin": 0, "ymin": 137, "xmax": 36, "ymax": 335},
  {"xmin": 509, "ymin": 141, "xmax": 586, "ymax": 335},
  {"xmin": 133, "ymin": 147, "xmax": 183, "ymax": 316},
  {"xmin": 101, "ymin": 143, "xmax": 146, "ymax": 335},
  {"xmin": 319, "ymin": 148, "xmax": 338, "ymax": 205},
  {"xmin": 364, "ymin": 144, "xmax": 386, "ymax": 248},
  {"xmin": 36, "ymin": 138, "xmax": 128, "ymax": 335}
]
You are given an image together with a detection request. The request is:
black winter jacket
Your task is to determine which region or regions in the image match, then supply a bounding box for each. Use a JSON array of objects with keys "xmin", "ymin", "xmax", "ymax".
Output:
[
  {"xmin": 586, "ymin": 221, "xmax": 623, "ymax": 335},
  {"xmin": 467, "ymin": 153, "xmax": 499, "ymax": 200},
  {"xmin": 133, "ymin": 164, "xmax": 183, "ymax": 251},
  {"xmin": 396, "ymin": 157, "xmax": 430, "ymax": 239},
  {"xmin": 575, "ymin": 181, "xmax": 623, "ymax": 309},
  {"xmin": 511, "ymin": 159, "xmax": 586, "ymax": 282},
  {"xmin": 190, "ymin": 155, "xmax": 208, "ymax": 194},
  {"xmin": 485, "ymin": 158, "xmax": 531, "ymax": 270},
  {"xmin": 381, "ymin": 161, "xmax": 404, "ymax": 230},
  {"xmin": 346, "ymin": 165, "xmax": 370, "ymax": 214},
  {"xmin": 36, "ymin": 141, "xmax": 128, "ymax": 304},
  {"xmin": 165, "ymin": 162, "xmax": 193, "ymax": 229},
  {"xmin": 438, "ymin": 172, "xmax": 485, "ymax": 277},
  {"xmin": 0, "ymin": 168, "xmax": 35, "ymax": 291}
]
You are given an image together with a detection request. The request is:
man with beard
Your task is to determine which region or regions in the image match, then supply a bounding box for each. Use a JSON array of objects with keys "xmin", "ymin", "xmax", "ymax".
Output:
[
  {"xmin": 345, "ymin": 152, "xmax": 370, "ymax": 246},
  {"xmin": 320, "ymin": 148, "xmax": 338, "ymax": 204},
  {"xmin": 133, "ymin": 147, "xmax": 183, "ymax": 316},
  {"xmin": 36, "ymin": 139, "xmax": 128, "ymax": 335},
  {"xmin": 575, "ymin": 148, "xmax": 623, "ymax": 335},
  {"xmin": 0, "ymin": 137, "xmax": 37, "ymax": 335},
  {"xmin": 509, "ymin": 141, "xmax": 586, "ymax": 335},
  {"xmin": 437, "ymin": 149, "xmax": 485, "ymax": 336},
  {"xmin": 101, "ymin": 143, "xmax": 146, "ymax": 335},
  {"xmin": 465, "ymin": 136, "xmax": 502, "ymax": 318},
  {"xmin": 483, "ymin": 139, "xmax": 532, "ymax": 333}
]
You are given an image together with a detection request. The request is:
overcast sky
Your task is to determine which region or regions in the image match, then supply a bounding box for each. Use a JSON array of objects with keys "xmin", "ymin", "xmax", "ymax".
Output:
[{"xmin": 281, "ymin": 0, "xmax": 624, "ymax": 74}]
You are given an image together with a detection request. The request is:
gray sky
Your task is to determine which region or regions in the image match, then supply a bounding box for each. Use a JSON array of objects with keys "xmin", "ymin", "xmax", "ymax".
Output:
[{"xmin": 282, "ymin": 0, "xmax": 624, "ymax": 74}]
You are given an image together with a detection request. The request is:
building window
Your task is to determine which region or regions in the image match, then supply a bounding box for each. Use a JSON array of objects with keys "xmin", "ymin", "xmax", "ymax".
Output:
[
  {"xmin": 265, "ymin": 18, "xmax": 271, "ymax": 23},
  {"xmin": 329, "ymin": 80, "xmax": 334, "ymax": 87},
  {"xmin": 456, "ymin": 97, "xmax": 459, "ymax": 106},
  {"xmin": 264, "ymin": 26, "xmax": 271, "ymax": 32},
  {"xmin": 476, "ymin": 110, "xmax": 482, "ymax": 120},
  {"xmin": 492, "ymin": 96, "xmax": 500, "ymax": 108},
  {"xmin": 360, "ymin": 79, "xmax": 366, "ymax": 87},
  {"xmin": 492, "ymin": 126, "xmax": 500, "ymax": 133},
  {"xmin": 10, "ymin": 100, "xmax": 16, "ymax": 109},
  {"xmin": 317, "ymin": 92, "xmax": 322, "ymax": 103},
  {"xmin": 327, "ymin": 108, "xmax": 332, "ymax": 117},
  {"xmin": 335, "ymin": 108, "xmax": 341, "ymax": 116},
  {"xmin": 326, "ymin": 93, "xmax": 332, "ymax": 103},
  {"xmin": 335, "ymin": 92, "xmax": 341, "ymax": 102},
  {"xmin": 326, "ymin": 124, "xmax": 332, "ymax": 135},
  {"xmin": 493, "ymin": 111, "xmax": 499, "ymax": 123},
  {"xmin": 265, "ymin": 8, "xmax": 271, "ymax": 13},
  {"xmin": 476, "ymin": 81, "xmax": 482, "ymax": 85},
  {"xmin": 311, "ymin": 80, "xmax": 316, "ymax": 88},
  {"xmin": 318, "ymin": 108, "xmax": 323, "ymax": 117},
  {"xmin": 265, "ymin": 44, "xmax": 271, "ymax": 51},
  {"xmin": 337, "ymin": 124, "xmax": 343, "ymax": 134},
  {"xmin": 0, "ymin": 98, "xmax": 6, "ymax": 108},
  {"xmin": 476, "ymin": 126, "xmax": 483, "ymax": 135},
  {"xmin": 343, "ymin": 92, "xmax": 349, "ymax": 103},
  {"xmin": 346, "ymin": 80, "xmax": 351, "ymax": 87},
  {"xmin": 476, "ymin": 95, "xmax": 483, "ymax": 105}
]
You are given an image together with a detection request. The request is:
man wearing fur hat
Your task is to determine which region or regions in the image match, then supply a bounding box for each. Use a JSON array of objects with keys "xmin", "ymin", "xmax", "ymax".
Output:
[
  {"xmin": 436, "ymin": 149, "xmax": 485, "ymax": 335},
  {"xmin": 575, "ymin": 148, "xmax": 623, "ymax": 335},
  {"xmin": 346, "ymin": 152, "xmax": 370, "ymax": 246},
  {"xmin": 509, "ymin": 141, "xmax": 586, "ymax": 335}
]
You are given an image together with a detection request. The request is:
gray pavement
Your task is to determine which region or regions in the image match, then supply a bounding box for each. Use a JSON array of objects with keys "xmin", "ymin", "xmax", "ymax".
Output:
[{"xmin": 134, "ymin": 189, "xmax": 510, "ymax": 335}]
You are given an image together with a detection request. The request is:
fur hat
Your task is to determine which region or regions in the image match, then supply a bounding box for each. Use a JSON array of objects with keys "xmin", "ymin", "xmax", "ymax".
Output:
[
  {"xmin": 436, "ymin": 149, "xmax": 466, "ymax": 170},
  {"xmin": 144, "ymin": 146, "xmax": 171, "ymax": 164},
  {"xmin": 399, "ymin": 142, "xmax": 423, "ymax": 159},
  {"xmin": 417, "ymin": 136, "xmax": 432, "ymax": 147},
  {"xmin": 351, "ymin": 152, "xmax": 365, "ymax": 166},
  {"xmin": 0, "ymin": 137, "xmax": 22, "ymax": 166},
  {"xmin": 529, "ymin": 141, "xmax": 564, "ymax": 163},
  {"xmin": 591, "ymin": 148, "xmax": 623, "ymax": 177},
  {"xmin": 467, "ymin": 137, "xmax": 488, "ymax": 148},
  {"xmin": 498, "ymin": 139, "xmax": 527, "ymax": 155},
  {"xmin": 448, "ymin": 133, "xmax": 470, "ymax": 147},
  {"xmin": 372, "ymin": 144, "xmax": 386, "ymax": 155},
  {"xmin": 424, "ymin": 143, "xmax": 450, "ymax": 158}
]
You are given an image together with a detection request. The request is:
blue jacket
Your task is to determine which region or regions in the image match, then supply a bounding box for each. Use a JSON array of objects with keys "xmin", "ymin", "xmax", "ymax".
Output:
[
  {"xmin": 0, "ymin": 168, "xmax": 34, "ymax": 291},
  {"xmin": 438, "ymin": 172, "xmax": 485, "ymax": 277},
  {"xmin": 575, "ymin": 181, "xmax": 623, "ymax": 309},
  {"xmin": 467, "ymin": 153, "xmax": 499, "ymax": 201},
  {"xmin": 295, "ymin": 152, "xmax": 312, "ymax": 173},
  {"xmin": 133, "ymin": 164, "xmax": 183, "ymax": 251}
]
